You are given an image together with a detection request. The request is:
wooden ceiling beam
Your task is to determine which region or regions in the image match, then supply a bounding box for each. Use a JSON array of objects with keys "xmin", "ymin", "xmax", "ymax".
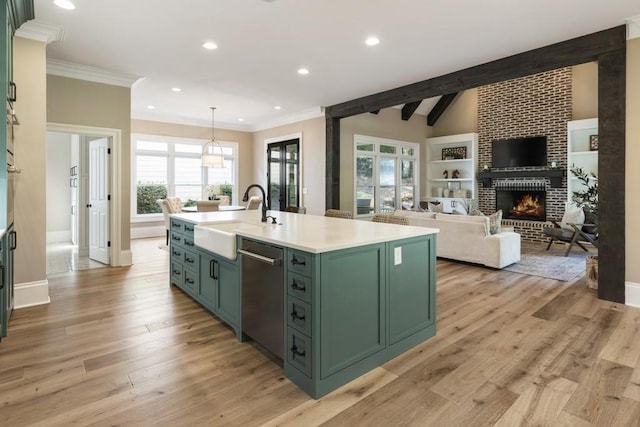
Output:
[
  {"xmin": 427, "ymin": 93, "xmax": 458, "ymax": 126},
  {"xmin": 401, "ymin": 101, "xmax": 421, "ymax": 121}
]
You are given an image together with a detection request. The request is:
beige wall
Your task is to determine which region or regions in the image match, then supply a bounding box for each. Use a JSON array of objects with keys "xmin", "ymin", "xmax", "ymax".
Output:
[
  {"xmin": 13, "ymin": 37, "xmax": 47, "ymax": 284},
  {"xmin": 572, "ymin": 62, "xmax": 598, "ymax": 120},
  {"xmin": 431, "ymin": 89, "xmax": 479, "ymax": 137},
  {"xmin": 47, "ymin": 75, "xmax": 132, "ymax": 254},
  {"xmin": 626, "ymin": 38, "xmax": 640, "ymax": 285},
  {"xmin": 252, "ymin": 116, "xmax": 325, "ymax": 215},
  {"xmin": 340, "ymin": 108, "xmax": 431, "ymax": 210}
]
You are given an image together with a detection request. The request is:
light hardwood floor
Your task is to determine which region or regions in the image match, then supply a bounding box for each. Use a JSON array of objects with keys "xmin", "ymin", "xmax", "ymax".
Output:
[{"xmin": 1, "ymin": 237, "xmax": 639, "ymax": 426}]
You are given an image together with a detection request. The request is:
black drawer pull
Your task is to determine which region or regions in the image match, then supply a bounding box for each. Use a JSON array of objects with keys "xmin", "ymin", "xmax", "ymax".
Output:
[
  {"xmin": 185, "ymin": 226, "xmax": 194, "ymax": 232},
  {"xmin": 290, "ymin": 345, "xmax": 305, "ymax": 358},
  {"xmin": 172, "ymin": 235, "xmax": 181, "ymax": 241},
  {"xmin": 290, "ymin": 310, "xmax": 305, "ymax": 321},
  {"xmin": 291, "ymin": 255, "xmax": 306, "ymax": 266},
  {"xmin": 185, "ymin": 278, "xmax": 194, "ymax": 285},
  {"xmin": 185, "ymin": 241, "xmax": 195, "ymax": 246},
  {"xmin": 172, "ymin": 250, "xmax": 181, "ymax": 257},
  {"xmin": 172, "ymin": 269, "xmax": 181, "ymax": 275},
  {"xmin": 290, "ymin": 280, "xmax": 306, "ymax": 292},
  {"xmin": 185, "ymin": 257, "xmax": 194, "ymax": 264}
]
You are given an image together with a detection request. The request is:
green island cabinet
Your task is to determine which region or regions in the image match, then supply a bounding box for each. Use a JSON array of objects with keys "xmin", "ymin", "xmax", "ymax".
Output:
[{"xmin": 169, "ymin": 217, "xmax": 436, "ymax": 398}]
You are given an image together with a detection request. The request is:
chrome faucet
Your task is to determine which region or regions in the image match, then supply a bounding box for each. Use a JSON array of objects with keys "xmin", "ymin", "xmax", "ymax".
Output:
[{"xmin": 242, "ymin": 184, "xmax": 270, "ymax": 222}]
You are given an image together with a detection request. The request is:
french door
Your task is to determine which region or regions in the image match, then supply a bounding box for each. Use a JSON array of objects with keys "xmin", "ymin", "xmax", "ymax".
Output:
[{"xmin": 267, "ymin": 139, "xmax": 300, "ymax": 211}]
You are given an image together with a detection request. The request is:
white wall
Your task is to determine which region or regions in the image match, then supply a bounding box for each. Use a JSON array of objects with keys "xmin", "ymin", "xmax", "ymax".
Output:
[{"xmin": 46, "ymin": 132, "xmax": 72, "ymax": 242}]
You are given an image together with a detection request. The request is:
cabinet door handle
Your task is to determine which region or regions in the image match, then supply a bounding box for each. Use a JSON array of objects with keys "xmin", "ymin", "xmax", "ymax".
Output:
[
  {"xmin": 291, "ymin": 255, "xmax": 306, "ymax": 266},
  {"xmin": 290, "ymin": 345, "xmax": 305, "ymax": 358},
  {"xmin": 213, "ymin": 260, "xmax": 219, "ymax": 280},
  {"xmin": 86, "ymin": 204, "xmax": 92, "ymax": 208},
  {"xmin": 290, "ymin": 280, "xmax": 306, "ymax": 292},
  {"xmin": 290, "ymin": 310, "xmax": 305, "ymax": 321},
  {"xmin": 172, "ymin": 269, "xmax": 181, "ymax": 275},
  {"xmin": 8, "ymin": 82, "xmax": 16, "ymax": 102},
  {"xmin": 185, "ymin": 240, "xmax": 194, "ymax": 247},
  {"xmin": 10, "ymin": 230, "xmax": 17, "ymax": 250},
  {"xmin": 209, "ymin": 259, "xmax": 218, "ymax": 280},
  {"xmin": 185, "ymin": 278, "xmax": 194, "ymax": 285},
  {"xmin": 185, "ymin": 256, "xmax": 194, "ymax": 264},
  {"xmin": 0, "ymin": 264, "xmax": 4, "ymax": 289}
]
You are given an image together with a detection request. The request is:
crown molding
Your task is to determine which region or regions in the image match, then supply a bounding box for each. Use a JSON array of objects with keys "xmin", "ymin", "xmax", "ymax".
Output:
[
  {"xmin": 47, "ymin": 59, "xmax": 141, "ymax": 88},
  {"xmin": 15, "ymin": 20, "xmax": 64, "ymax": 43},
  {"xmin": 627, "ymin": 14, "xmax": 640, "ymax": 40}
]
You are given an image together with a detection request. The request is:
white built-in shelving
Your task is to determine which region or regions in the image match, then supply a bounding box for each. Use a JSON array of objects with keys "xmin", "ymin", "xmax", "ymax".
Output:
[{"xmin": 424, "ymin": 133, "xmax": 478, "ymax": 212}]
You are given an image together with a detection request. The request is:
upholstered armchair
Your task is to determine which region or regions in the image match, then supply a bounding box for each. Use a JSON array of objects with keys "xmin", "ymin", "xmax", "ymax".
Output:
[
  {"xmin": 542, "ymin": 207, "xmax": 598, "ymax": 256},
  {"xmin": 157, "ymin": 197, "xmax": 183, "ymax": 245}
]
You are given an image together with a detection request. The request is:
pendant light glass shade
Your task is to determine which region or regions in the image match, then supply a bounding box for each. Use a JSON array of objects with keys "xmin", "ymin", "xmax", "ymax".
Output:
[{"xmin": 202, "ymin": 107, "xmax": 224, "ymax": 168}]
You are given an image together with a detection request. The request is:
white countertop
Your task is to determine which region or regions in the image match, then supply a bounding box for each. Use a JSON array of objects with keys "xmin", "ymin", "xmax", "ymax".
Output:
[{"xmin": 170, "ymin": 210, "xmax": 438, "ymax": 254}]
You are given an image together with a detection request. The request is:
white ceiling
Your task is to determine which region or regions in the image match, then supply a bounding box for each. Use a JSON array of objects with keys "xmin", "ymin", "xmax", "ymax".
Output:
[{"xmin": 29, "ymin": 0, "xmax": 639, "ymax": 131}]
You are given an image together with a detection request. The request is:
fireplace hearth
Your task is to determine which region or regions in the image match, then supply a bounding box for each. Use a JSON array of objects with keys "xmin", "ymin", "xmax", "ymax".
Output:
[{"xmin": 496, "ymin": 184, "xmax": 546, "ymax": 222}]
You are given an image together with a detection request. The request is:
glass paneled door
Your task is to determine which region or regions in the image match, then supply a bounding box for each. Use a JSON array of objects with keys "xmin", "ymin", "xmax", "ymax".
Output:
[{"xmin": 267, "ymin": 139, "xmax": 300, "ymax": 211}]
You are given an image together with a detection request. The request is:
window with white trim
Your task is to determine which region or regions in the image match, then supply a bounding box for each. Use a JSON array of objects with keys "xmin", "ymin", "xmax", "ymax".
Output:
[
  {"xmin": 132, "ymin": 134, "xmax": 238, "ymax": 219},
  {"xmin": 354, "ymin": 135, "xmax": 419, "ymax": 217}
]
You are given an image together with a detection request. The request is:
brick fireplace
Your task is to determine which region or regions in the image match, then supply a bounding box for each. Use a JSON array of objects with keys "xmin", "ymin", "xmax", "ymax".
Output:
[{"xmin": 477, "ymin": 68, "xmax": 571, "ymax": 242}]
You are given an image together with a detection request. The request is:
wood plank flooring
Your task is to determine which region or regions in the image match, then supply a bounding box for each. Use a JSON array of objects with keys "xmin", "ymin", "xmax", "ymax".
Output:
[{"xmin": 1, "ymin": 237, "xmax": 639, "ymax": 426}]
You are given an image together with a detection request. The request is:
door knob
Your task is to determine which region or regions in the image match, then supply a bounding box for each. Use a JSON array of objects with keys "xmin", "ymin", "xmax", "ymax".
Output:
[{"xmin": 86, "ymin": 204, "xmax": 92, "ymax": 208}]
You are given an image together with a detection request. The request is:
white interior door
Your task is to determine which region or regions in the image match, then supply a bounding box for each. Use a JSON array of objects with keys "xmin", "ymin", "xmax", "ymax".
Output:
[{"xmin": 89, "ymin": 137, "xmax": 110, "ymax": 265}]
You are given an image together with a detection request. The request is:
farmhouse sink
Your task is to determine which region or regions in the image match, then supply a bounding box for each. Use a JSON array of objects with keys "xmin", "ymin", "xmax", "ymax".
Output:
[{"xmin": 194, "ymin": 222, "xmax": 244, "ymax": 260}]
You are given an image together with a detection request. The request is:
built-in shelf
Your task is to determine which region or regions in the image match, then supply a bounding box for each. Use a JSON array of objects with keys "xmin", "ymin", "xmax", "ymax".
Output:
[{"xmin": 477, "ymin": 169, "xmax": 566, "ymax": 188}]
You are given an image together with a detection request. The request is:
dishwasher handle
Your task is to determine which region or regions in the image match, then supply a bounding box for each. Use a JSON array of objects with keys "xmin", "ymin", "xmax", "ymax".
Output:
[{"xmin": 238, "ymin": 249, "xmax": 282, "ymax": 266}]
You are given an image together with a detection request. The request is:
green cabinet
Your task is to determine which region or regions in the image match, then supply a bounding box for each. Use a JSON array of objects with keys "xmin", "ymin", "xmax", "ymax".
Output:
[
  {"xmin": 0, "ymin": 226, "xmax": 14, "ymax": 340},
  {"xmin": 284, "ymin": 235, "xmax": 436, "ymax": 399},
  {"xmin": 169, "ymin": 218, "xmax": 241, "ymax": 338},
  {"xmin": 199, "ymin": 250, "xmax": 240, "ymax": 334}
]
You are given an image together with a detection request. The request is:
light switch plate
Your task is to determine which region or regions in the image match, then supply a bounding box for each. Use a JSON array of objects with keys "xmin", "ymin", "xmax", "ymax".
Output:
[{"xmin": 394, "ymin": 246, "xmax": 402, "ymax": 265}]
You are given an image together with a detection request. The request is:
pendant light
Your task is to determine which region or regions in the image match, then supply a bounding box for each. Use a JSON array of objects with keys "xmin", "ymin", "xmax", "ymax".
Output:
[{"xmin": 202, "ymin": 107, "xmax": 224, "ymax": 168}]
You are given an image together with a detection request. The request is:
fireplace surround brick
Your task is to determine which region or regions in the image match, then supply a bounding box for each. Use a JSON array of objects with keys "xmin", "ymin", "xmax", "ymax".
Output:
[{"xmin": 478, "ymin": 68, "xmax": 572, "ymax": 242}]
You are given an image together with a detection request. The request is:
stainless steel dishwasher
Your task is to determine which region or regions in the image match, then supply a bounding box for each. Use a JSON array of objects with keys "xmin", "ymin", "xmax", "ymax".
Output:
[{"xmin": 238, "ymin": 238, "xmax": 284, "ymax": 359}]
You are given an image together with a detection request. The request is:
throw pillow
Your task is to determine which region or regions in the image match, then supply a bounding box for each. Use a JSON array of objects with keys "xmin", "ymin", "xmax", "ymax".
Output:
[
  {"xmin": 488, "ymin": 209, "xmax": 502, "ymax": 234},
  {"xmin": 469, "ymin": 209, "xmax": 484, "ymax": 216},
  {"xmin": 429, "ymin": 202, "xmax": 443, "ymax": 213},
  {"xmin": 560, "ymin": 205, "xmax": 585, "ymax": 230}
]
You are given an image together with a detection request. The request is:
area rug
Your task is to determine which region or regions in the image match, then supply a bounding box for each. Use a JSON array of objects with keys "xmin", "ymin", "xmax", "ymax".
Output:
[{"xmin": 503, "ymin": 245, "xmax": 594, "ymax": 281}]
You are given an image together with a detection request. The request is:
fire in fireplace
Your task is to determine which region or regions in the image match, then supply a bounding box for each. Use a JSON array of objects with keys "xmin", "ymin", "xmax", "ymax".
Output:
[{"xmin": 496, "ymin": 184, "xmax": 546, "ymax": 221}]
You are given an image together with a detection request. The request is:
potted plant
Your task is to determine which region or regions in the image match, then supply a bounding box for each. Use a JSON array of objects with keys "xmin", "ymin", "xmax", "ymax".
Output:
[{"xmin": 570, "ymin": 165, "xmax": 598, "ymax": 289}]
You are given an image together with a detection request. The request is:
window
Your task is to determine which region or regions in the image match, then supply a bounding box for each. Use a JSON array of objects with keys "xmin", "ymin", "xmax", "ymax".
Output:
[
  {"xmin": 132, "ymin": 134, "xmax": 238, "ymax": 219},
  {"xmin": 354, "ymin": 135, "xmax": 419, "ymax": 217}
]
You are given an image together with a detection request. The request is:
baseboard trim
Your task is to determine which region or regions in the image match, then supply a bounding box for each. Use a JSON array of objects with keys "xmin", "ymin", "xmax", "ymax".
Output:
[
  {"xmin": 626, "ymin": 281, "xmax": 640, "ymax": 308},
  {"xmin": 131, "ymin": 225, "xmax": 164, "ymax": 239},
  {"xmin": 118, "ymin": 250, "xmax": 133, "ymax": 266},
  {"xmin": 14, "ymin": 280, "xmax": 51, "ymax": 308}
]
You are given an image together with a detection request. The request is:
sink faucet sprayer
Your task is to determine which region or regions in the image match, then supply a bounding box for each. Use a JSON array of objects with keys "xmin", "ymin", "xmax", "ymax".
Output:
[{"xmin": 242, "ymin": 184, "xmax": 271, "ymax": 222}]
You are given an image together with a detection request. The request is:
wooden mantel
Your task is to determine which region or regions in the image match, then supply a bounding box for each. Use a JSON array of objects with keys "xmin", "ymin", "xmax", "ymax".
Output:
[{"xmin": 477, "ymin": 169, "xmax": 566, "ymax": 188}]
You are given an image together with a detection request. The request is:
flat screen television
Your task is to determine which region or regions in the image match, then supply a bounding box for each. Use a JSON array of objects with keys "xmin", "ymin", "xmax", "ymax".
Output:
[{"xmin": 491, "ymin": 136, "xmax": 547, "ymax": 168}]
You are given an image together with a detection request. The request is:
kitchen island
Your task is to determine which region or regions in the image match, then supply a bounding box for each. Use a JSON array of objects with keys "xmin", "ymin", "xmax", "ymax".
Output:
[{"xmin": 168, "ymin": 210, "xmax": 438, "ymax": 398}]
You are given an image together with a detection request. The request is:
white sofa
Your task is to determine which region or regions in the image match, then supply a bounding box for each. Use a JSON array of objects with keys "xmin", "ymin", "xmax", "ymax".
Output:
[{"xmin": 394, "ymin": 210, "xmax": 521, "ymax": 268}]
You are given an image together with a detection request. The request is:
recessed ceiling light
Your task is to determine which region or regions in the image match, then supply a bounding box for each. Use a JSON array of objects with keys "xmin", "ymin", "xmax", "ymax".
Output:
[
  {"xmin": 238, "ymin": 118, "xmax": 244, "ymax": 122},
  {"xmin": 147, "ymin": 105, "xmax": 155, "ymax": 110},
  {"xmin": 171, "ymin": 87, "xmax": 182, "ymax": 92},
  {"xmin": 365, "ymin": 37, "xmax": 380, "ymax": 46},
  {"xmin": 202, "ymin": 41, "xmax": 218, "ymax": 50},
  {"xmin": 297, "ymin": 68, "xmax": 309, "ymax": 75},
  {"xmin": 54, "ymin": 0, "xmax": 76, "ymax": 10},
  {"xmin": 274, "ymin": 106, "xmax": 282, "ymax": 110}
]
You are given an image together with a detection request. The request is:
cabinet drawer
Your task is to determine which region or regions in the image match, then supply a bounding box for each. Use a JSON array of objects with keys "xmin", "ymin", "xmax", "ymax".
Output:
[
  {"xmin": 183, "ymin": 235, "xmax": 196, "ymax": 249},
  {"xmin": 170, "ymin": 218, "xmax": 183, "ymax": 232},
  {"xmin": 182, "ymin": 249, "xmax": 199, "ymax": 271},
  {"xmin": 170, "ymin": 231, "xmax": 184, "ymax": 247},
  {"xmin": 183, "ymin": 222, "xmax": 195, "ymax": 235},
  {"xmin": 170, "ymin": 245, "xmax": 183, "ymax": 261},
  {"xmin": 287, "ymin": 330, "xmax": 312, "ymax": 378},
  {"xmin": 287, "ymin": 272, "xmax": 312, "ymax": 303},
  {"xmin": 183, "ymin": 267, "xmax": 198, "ymax": 295},
  {"xmin": 287, "ymin": 250, "xmax": 312, "ymax": 277},
  {"xmin": 287, "ymin": 297, "xmax": 312, "ymax": 337},
  {"xmin": 170, "ymin": 261, "xmax": 184, "ymax": 286}
]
